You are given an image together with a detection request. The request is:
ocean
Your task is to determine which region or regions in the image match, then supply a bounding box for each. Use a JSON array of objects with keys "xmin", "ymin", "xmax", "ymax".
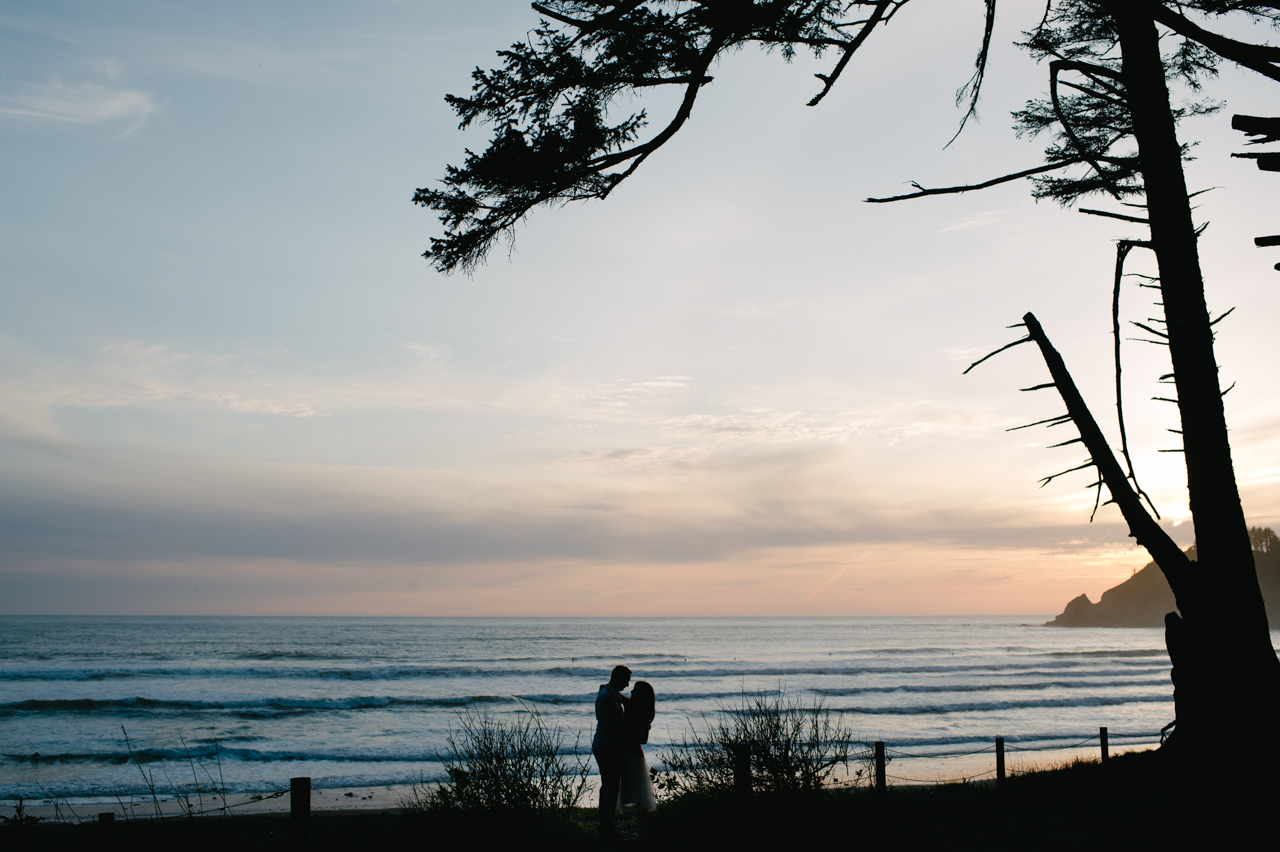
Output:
[{"xmin": 0, "ymin": 615, "xmax": 1214, "ymax": 812}]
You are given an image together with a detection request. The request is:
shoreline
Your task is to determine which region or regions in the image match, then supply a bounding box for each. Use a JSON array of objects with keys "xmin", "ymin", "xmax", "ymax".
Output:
[
  {"xmin": 7, "ymin": 782, "xmax": 415, "ymax": 822},
  {"xmin": 5, "ymin": 743, "xmax": 1155, "ymax": 822},
  {"xmin": 6, "ymin": 751, "xmax": 1277, "ymax": 851}
]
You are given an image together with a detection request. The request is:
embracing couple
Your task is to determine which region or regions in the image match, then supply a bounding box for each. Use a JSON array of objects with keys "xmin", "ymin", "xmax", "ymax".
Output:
[{"xmin": 591, "ymin": 665, "xmax": 657, "ymax": 836}]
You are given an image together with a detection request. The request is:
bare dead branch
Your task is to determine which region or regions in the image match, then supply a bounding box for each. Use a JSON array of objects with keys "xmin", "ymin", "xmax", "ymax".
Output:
[
  {"xmin": 962, "ymin": 335, "xmax": 1032, "ymax": 374},
  {"xmin": 1080, "ymin": 208, "xmax": 1149, "ymax": 224},
  {"xmin": 1130, "ymin": 320, "xmax": 1169, "ymax": 338},
  {"xmin": 1022, "ymin": 312, "xmax": 1188, "ymax": 580},
  {"xmin": 1039, "ymin": 459, "xmax": 1096, "ymax": 487},
  {"xmin": 866, "ymin": 159, "xmax": 1084, "ymax": 203},
  {"xmin": 808, "ymin": 1, "xmax": 892, "ymax": 107},
  {"xmin": 1233, "ymin": 114, "xmax": 1280, "ymax": 144},
  {"xmin": 1111, "ymin": 242, "xmax": 1159, "ymax": 519},
  {"xmin": 630, "ymin": 75, "xmax": 715, "ymax": 87},
  {"xmin": 1007, "ymin": 414, "xmax": 1072, "ymax": 432}
]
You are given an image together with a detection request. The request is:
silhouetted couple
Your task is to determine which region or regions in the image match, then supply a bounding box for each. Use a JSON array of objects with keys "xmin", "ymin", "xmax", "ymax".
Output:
[{"xmin": 592, "ymin": 665, "xmax": 656, "ymax": 837}]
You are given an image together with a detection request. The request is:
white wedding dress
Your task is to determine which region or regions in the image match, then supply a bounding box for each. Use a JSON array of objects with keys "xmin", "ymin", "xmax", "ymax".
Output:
[{"xmin": 617, "ymin": 747, "xmax": 657, "ymax": 813}]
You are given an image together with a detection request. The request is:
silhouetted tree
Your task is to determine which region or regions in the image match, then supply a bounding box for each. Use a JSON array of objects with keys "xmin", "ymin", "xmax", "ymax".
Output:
[
  {"xmin": 1251, "ymin": 525, "xmax": 1280, "ymax": 554},
  {"xmin": 419, "ymin": 1, "xmax": 1280, "ymax": 776}
]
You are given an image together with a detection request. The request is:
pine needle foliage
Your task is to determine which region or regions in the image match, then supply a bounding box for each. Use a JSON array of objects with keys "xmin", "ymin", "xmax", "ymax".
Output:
[
  {"xmin": 1010, "ymin": 0, "xmax": 1230, "ymax": 206},
  {"xmin": 420, "ymin": 2, "xmax": 1280, "ymax": 269},
  {"xmin": 416, "ymin": 1, "xmax": 912, "ymax": 273}
]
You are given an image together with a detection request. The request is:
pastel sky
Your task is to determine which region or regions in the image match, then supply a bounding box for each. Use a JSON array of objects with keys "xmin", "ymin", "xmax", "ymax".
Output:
[{"xmin": 2, "ymin": 1, "xmax": 1277, "ymax": 616}]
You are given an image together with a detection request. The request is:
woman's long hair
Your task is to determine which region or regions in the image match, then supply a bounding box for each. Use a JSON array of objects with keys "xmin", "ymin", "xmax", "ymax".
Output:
[{"xmin": 630, "ymin": 680, "xmax": 656, "ymax": 723}]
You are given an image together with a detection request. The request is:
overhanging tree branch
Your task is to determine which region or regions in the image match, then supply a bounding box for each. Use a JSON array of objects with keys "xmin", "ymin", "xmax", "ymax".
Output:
[
  {"xmin": 588, "ymin": 28, "xmax": 728, "ymax": 172},
  {"xmin": 865, "ymin": 158, "xmax": 1085, "ymax": 202},
  {"xmin": 422, "ymin": 2, "xmax": 922, "ymax": 273},
  {"xmin": 1132, "ymin": 0, "xmax": 1280, "ymax": 82},
  {"xmin": 944, "ymin": 0, "xmax": 998, "ymax": 146},
  {"xmin": 808, "ymin": 0, "xmax": 893, "ymax": 106}
]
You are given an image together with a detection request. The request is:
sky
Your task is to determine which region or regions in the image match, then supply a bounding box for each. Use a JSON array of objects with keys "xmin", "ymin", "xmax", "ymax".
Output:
[{"xmin": 2, "ymin": 1, "xmax": 1278, "ymax": 616}]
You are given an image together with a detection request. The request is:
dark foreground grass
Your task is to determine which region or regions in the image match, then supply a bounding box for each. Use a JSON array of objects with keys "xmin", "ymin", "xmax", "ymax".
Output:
[{"xmin": 8, "ymin": 750, "xmax": 1278, "ymax": 851}]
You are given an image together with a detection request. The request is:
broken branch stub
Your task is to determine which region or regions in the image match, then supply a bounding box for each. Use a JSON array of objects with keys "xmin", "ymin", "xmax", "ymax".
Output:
[
  {"xmin": 1231, "ymin": 152, "xmax": 1280, "ymax": 171},
  {"xmin": 1232, "ymin": 114, "xmax": 1280, "ymax": 144}
]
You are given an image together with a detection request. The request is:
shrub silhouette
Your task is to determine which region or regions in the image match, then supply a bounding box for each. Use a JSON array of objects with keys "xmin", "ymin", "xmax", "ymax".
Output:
[
  {"xmin": 657, "ymin": 689, "xmax": 874, "ymax": 796},
  {"xmin": 406, "ymin": 704, "xmax": 589, "ymax": 814}
]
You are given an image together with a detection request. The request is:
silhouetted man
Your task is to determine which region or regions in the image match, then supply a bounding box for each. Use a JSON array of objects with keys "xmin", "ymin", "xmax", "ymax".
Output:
[{"xmin": 592, "ymin": 664, "xmax": 630, "ymax": 837}]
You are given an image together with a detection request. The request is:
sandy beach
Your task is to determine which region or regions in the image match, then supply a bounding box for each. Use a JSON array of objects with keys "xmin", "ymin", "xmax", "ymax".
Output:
[{"xmin": 15, "ymin": 781, "xmax": 410, "ymax": 823}]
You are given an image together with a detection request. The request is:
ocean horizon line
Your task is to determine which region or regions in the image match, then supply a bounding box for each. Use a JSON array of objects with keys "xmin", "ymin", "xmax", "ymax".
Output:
[{"xmin": 1, "ymin": 613, "xmax": 1060, "ymax": 620}]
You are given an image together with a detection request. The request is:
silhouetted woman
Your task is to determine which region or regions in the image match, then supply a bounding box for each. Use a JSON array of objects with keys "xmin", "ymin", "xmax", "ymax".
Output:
[{"xmin": 617, "ymin": 680, "xmax": 657, "ymax": 813}]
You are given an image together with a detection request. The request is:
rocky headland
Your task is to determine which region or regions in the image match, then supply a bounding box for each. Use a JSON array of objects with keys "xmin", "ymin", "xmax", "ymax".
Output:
[{"xmin": 1046, "ymin": 527, "xmax": 1280, "ymax": 627}]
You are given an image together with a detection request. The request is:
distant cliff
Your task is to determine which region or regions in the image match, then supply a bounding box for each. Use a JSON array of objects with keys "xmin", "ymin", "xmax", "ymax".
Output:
[{"xmin": 1046, "ymin": 528, "xmax": 1280, "ymax": 627}]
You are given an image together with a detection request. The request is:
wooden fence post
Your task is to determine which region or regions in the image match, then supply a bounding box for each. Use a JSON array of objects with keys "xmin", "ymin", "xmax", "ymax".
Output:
[
  {"xmin": 995, "ymin": 737, "xmax": 1005, "ymax": 788},
  {"xmin": 97, "ymin": 811, "xmax": 115, "ymax": 851},
  {"xmin": 728, "ymin": 743, "xmax": 751, "ymax": 798},
  {"xmin": 874, "ymin": 741, "xmax": 886, "ymax": 797},
  {"xmin": 1099, "ymin": 727, "xmax": 1109, "ymax": 762},
  {"xmin": 291, "ymin": 777, "xmax": 311, "ymax": 850}
]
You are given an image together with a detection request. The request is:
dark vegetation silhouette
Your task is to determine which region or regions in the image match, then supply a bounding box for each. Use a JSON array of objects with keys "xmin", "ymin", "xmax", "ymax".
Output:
[
  {"xmin": 417, "ymin": 1, "xmax": 1280, "ymax": 784},
  {"xmin": 11, "ymin": 751, "xmax": 1266, "ymax": 850},
  {"xmin": 402, "ymin": 705, "xmax": 590, "ymax": 815},
  {"xmin": 654, "ymin": 688, "xmax": 874, "ymax": 797}
]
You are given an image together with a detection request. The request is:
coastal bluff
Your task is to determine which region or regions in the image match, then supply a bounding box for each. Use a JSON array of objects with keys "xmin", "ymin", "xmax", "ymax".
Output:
[{"xmin": 1046, "ymin": 528, "xmax": 1280, "ymax": 627}]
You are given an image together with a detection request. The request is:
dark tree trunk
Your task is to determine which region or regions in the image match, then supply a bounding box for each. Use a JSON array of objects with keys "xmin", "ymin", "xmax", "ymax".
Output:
[{"xmin": 1109, "ymin": 5, "xmax": 1280, "ymax": 769}]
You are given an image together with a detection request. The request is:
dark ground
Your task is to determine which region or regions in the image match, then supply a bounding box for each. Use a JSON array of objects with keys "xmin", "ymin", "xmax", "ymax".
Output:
[{"xmin": 6, "ymin": 751, "xmax": 1277, "ymax": 851}]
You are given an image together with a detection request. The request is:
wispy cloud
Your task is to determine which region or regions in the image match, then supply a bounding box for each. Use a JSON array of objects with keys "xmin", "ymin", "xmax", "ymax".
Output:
[
  {"xmin": 938, "ymin": 209, "xmax": 1009, "ymax": 233},
  {"xmin": 724, "ymin": 302, "xmax": 792, "ymax": 318},
  {"xmin": 0, "ymin": 77, "xmax": 158, "ymax": 131},
  {"xmin": 1, "ymin": 340, "xmax": 320, "ymax": 418}
]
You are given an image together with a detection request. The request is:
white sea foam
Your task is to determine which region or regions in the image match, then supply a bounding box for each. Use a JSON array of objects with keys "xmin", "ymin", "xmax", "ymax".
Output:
[{"xmin": 0, "ymin": 615, "xmax": 1200, "ymax": 802}]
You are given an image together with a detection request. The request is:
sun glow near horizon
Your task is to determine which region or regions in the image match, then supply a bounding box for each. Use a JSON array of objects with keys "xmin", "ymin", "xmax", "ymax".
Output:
[{"xmin": 1, "ymin": 1, "xmax": 1277, "ymax": 617}]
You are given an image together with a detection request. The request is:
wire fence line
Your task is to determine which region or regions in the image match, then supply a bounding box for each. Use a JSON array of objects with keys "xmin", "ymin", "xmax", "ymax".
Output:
[
  {"xmin": 887, "ymin": 768, "xmax": 996, "ymax": 784},
  {"xmin": 885, "ymin": 744, "xmax": 997, "ymax": 758},
  {"xmin": 863, "ymin": 729, "xmax": 1163, "ymax": 785},
  {"xmin": 207, "ymin": 787, "xmax": 291, "ymax": 814},
  {"xmin": 105, "ymin": 787, "xmax": 291, "ymax": 823}
]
